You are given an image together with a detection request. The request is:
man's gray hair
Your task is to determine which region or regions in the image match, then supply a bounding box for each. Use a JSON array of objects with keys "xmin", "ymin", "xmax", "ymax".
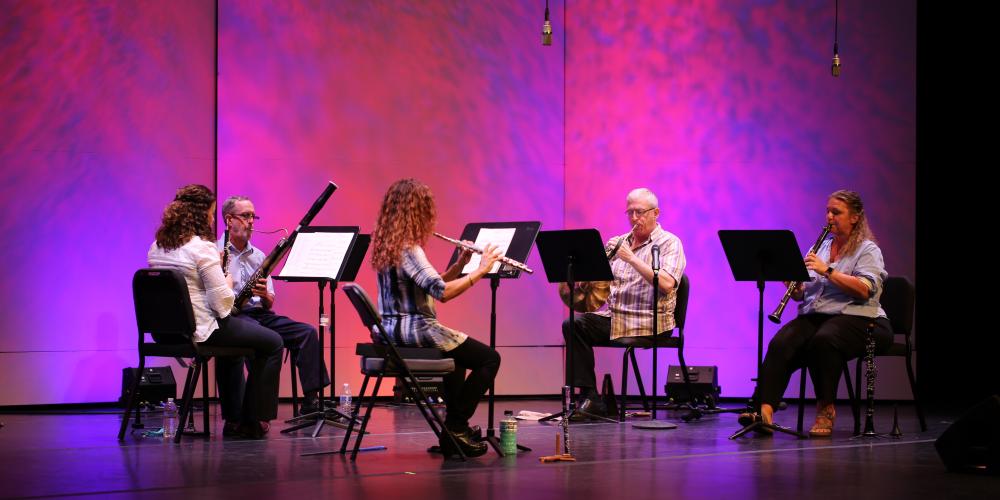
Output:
[
  {"xmin": 222, "ymin": 195, "xmax": 252, "ymax": 215},
  {"xmin": 627, "ymin": 188, "xmax": 659, "ymax": 208}
]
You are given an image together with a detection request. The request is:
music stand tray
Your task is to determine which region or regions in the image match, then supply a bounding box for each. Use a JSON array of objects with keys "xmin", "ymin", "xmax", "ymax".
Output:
[
  {"xmin": 718, "ymin": 230, "xmax": 809, "ymax": 439},
  {"xmin": 535, "ymin": 229, "xmax": 616, "ymax": 424},
  {"xmin": 275, "ymin": 226, "xmax": 362, "ymax": 437}
]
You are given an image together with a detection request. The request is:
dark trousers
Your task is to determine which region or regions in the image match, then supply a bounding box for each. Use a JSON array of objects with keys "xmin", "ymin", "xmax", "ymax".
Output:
[
  {"xmin": 243, "ymin": 307, "xmax": 330, "ymax": 395},
  {"xmin": 441, "ymin": 337, "xmax": 501, "ymax": 429},
  {"xmin": 562, "ymin": 313, "xmax": 671, "ymax": 392},
  {"xmin": 204, "ymin": 315, "xmax": 283, "ymax": 424},
  {"xmin": 754, "ymin": 313, "xmax": 892, "ymax": 408}
]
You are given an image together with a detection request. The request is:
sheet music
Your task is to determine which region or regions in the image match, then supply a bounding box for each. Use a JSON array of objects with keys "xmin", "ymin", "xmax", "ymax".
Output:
[
  {"xmin": 462, "ymin": 227, "xmax": 516, "ymax": 275},
  {"xmin": 277, "ymin": 231, "xmax": 355, "ymax": 279}
]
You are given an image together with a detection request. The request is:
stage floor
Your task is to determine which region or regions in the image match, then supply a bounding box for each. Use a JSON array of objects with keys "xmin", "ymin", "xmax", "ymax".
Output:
[{"xmin": 0, "ymin": 400, "xmax": 991, "ymax": 499}]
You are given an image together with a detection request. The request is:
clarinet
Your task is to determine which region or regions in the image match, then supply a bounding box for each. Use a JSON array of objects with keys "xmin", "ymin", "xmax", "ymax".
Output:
[
  {"xmin": 221, "ymin": 228, "xmax": 231, "ymax": 276},
  {"xmin": 561, "ymin": 386, "xmax": 572, "ymax": 455},
  {"xmin": 768, "ymin": 224, "xmax": 833, "ymax": 324},
  {"xmin": 860, "ymin": 321, "xmax": 878, "ymax": 436},
  {"xmin": 231, "ymin": 181, "xmax": 338, "ymax": 315}
]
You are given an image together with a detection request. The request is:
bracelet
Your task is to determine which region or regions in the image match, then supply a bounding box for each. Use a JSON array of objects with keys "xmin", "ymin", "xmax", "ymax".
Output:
[{"xmin": 467, "ymin": 275, "xmax": 475, "ymax": 288}]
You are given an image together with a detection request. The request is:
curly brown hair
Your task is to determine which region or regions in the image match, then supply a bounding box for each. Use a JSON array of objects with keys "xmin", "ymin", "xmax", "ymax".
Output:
[
  {"xmin": 829, "ymin": 189, "xmax": 877, "ymax": 257},
  {"xmin": 155, "ymin": 184, "xmax": 217, "ymax": 251},
  {"xmin": 371, "ymin": 179, "xmax": 437, "ymax": 270}
]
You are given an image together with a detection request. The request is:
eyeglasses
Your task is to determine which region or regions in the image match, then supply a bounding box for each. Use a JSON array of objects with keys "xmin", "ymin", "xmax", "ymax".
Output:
[
  {"xmin": 231, "ymin": 212, "xmax": 260, "ymax": 222},
  {"xmin": 624, "ymin": 207, "xmax": 656, "ymax": 217}
]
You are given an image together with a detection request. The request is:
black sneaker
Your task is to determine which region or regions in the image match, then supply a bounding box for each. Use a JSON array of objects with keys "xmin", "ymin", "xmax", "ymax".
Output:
[
  {"xmin": 570, "ymin": 396, "xmax": 608, "ymax": 421},
  {"xmin": 440, "ymin": 428, "xmax": 488, "ymax": 459}
]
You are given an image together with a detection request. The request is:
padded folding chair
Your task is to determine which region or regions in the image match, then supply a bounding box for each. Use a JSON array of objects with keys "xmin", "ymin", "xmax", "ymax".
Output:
[
  {"xmin": 118, "ymin": 268, "xmax": 254, "ymax": 443},
  {"xmin": 338, "ymin": 284, "xmax": 465, "ymax": 460}
]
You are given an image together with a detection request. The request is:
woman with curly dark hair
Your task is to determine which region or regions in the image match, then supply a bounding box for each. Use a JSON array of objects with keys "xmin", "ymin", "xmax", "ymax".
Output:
[
  {"xmin": 371, "ymin": 178, "xmax": 502, "ymax": 458},
  {"xmin": 147, "ymin": 184, "xmax": 282, "ymax": 439}
]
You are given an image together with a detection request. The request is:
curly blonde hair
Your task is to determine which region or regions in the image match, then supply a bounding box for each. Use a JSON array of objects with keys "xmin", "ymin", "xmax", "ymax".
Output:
[
  {"xmin": 155, "ymin": 184, "xmax": 216, "ymax": 250},
  {"xmin": 371, "ymin": 179, "xmax": 437, "ymax": 270},
  {"xmin": 829, "ymin": 189, "xmax": 876, "ymax": 257}
]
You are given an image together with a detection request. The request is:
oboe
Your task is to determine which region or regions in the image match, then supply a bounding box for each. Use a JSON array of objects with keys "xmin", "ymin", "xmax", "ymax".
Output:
[
  {"xmin": 606, "ymin": 222, "xmax": 640, "ymax": 260},
  {"xmin": 768, "ymin": 224, "xmax": 833, "ymax": 324},
  {"xmin": 432, "ymin": 232, "xmax": 533, "ymax": 274}
]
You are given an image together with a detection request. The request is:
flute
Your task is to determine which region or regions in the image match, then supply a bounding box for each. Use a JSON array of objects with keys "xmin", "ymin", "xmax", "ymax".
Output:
[{"xmin": 432, "ymin": 232, "xmax": 534, "ymax": 274}]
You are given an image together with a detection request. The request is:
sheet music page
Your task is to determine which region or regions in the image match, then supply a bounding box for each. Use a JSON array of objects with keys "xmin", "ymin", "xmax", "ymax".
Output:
[
  {"xmin": 277, "ymin": 231, "xmax": 355, "ymax": 279},
  {"xmin": 462, "ymin": 227, "xmax": 516, "ymax": 275}
]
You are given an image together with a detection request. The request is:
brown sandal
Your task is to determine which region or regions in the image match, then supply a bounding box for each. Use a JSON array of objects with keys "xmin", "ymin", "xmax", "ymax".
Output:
[{"xmin": 809, "ymin": 411, "xmax": 835, "ymax": 437}]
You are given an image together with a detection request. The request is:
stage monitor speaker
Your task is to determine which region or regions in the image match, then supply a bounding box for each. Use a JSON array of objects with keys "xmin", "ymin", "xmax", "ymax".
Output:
[
  {"xmin": 935, "ymin": 394, "xmax": 1000, "ymax": 475},
  {"xmin": 665, "ymin": 365, "xmax": 721, "ymax": 405},
  {"xmin": 393, "ymin": 376, "xmax": 444, "ymax": 404},
  {"xmin": 120, "ymin": 367, "xmax": 177, "ymax": 407}
]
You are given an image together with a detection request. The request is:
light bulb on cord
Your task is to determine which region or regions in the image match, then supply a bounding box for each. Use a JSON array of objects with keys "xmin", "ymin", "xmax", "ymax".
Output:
[
  {"xmin": 542, "ymin": 0, "xmax": 552, "ymax": 46},
  {"xmin": 831, "ymin": 43, "xmax": 841, "ymax": 77}
]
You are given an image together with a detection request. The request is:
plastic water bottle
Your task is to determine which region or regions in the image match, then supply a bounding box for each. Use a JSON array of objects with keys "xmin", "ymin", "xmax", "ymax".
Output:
[
  {"xmin": 339, "ymin": 383, "xmax": 353, "ymax": 416},
  {"xmin": 500, "ymin": 410, "xmax": 518, "ymax": 455},
  {"xmin": 162, "ymin": 398, "xmax": 178, "ymax": 440}
]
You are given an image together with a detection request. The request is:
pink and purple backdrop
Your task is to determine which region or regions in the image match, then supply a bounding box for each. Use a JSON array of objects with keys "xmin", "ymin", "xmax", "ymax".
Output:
[{"xmin": 0, "ymin": 0, "xmax": 914, "ymax": 405}]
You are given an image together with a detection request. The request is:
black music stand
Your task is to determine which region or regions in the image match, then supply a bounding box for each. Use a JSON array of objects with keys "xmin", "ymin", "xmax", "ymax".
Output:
[
  {"xmin": 535, "ymin": 229, "xmax": 616, "ymax": 424},
  {"xmin": 276, "ymin": 226, "xmax": 364, "ymax": 437},
  {"xmin": 719, "ymin": 230, "xmax": 809, "ymax": 439},
  {"xmin": 631, "ymin": 244, "xmax": 678, "ymax": 431},
  {"xmin": 443, "ymin": 221, "xmax": 540, "ymax": 457}
]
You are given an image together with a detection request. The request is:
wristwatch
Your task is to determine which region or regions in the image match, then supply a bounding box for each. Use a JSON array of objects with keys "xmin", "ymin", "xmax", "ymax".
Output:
[{"xmin": 824, "ymin": 266, "xmax": 834, "ymax": 276}]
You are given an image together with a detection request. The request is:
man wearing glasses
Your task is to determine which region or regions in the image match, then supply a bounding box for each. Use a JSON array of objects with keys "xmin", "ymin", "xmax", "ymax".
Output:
[
  {"xmin": 219, "ymin": 196, "xmax": 330, "ymax": 422},
  {"xmin": 562, "ymin": 188, "xmax": 686, "ymax": 420}
]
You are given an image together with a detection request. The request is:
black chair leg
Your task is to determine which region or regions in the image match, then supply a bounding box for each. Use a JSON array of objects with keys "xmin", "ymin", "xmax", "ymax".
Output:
[
  {"xmin": 797, "ymin": 368, "xmax": 807, "ymax": 434},
  {"xmin": 341, "ymin": 374, "xmax": 372, "ymax": 454},
  {"xmin": 351, "ymin": 376, "xmax": 383, "ymax": 460},
  {"xmin": 174, "ymin": 362, "xmax": 200, "ymax": 444},
  {"xmin": 199, "ymin": 360, "xmax": 210, "ymax": 433},
  {"xmin": 118, "ymin": 358, "xmax": 146, "ymax": 440},
  {"xmin": 290, "ymin": 350, "xmax": 300, "ymax": 418},
  {"xmin": 629, "ymin": 349, "xmax": 650, "ymax": 410},
  {"xmin": 904, "ymin": 350, "xmax": 927, "ymax": 431},
  {"xmin": 620, "ymin": 349, "xmax": 630, "ymax": 421},
  {"xmin": 677, "ymin": 348, "xmax": 694, "ymax": 407}
]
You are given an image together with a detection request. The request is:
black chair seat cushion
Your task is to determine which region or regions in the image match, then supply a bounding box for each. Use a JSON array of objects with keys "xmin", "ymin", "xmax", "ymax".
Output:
[
  {"xmin": 361, "ymin": 356, "xmax": 455, "ymax": 376},
  {"xmin": 355, "ymin": 343, "xmax": 443, "ymax": 359},
  {"xmin": 613, "ymin": 335, "xmax": 681, "ymax": 349}
]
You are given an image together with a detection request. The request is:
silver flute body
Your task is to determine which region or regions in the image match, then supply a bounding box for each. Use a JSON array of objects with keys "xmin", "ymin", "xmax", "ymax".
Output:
[{"xmin": 432, "ymin": 232, "xmax": 533, "ymax": 274}]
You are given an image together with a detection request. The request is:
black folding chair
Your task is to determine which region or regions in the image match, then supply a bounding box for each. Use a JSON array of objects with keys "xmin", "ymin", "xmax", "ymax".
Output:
[
  {"xmin": 796, "ymin": 277, "xmax": 921, "ymax": 434},
  {"xmin": 615, "ymin": 274, "xmax": 695, "ymax": 419},
  {"xmin": 338, "ymin": 284, "xmax": 465, "ymax": 460},
  {"xmin": 118, "ymin": 268, "xmax": 254, "ymax": 443}
]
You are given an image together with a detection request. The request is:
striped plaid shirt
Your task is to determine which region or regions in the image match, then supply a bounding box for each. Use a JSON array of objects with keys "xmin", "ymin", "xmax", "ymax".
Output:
[
  {"xmin": 594, "ymin": 225, "xmax": 686, "ymax": 340},
  {"xmin": 376, "ymin": 245, "xmax": 468, "ymax": 351}
]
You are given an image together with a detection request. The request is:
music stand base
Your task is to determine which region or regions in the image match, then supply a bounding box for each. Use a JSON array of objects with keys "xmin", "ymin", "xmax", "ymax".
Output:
[
  {"xmin": 301, "ymin": 445, "xmax": 387, "ymax": 457},
  {"xmin": 631, "ymin": 421, "xmax": 678, "ymax": 430},
  {"xmin": 540, "ymin": 408, "xmax": 618, "ymax": 424},
  {"xmin": 729, "ymin": 419, "xmax": 807, "ymax": 439},
  {"xmin": 281, "ymin": 409, "xmax": 359, "ymax": 436}
]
